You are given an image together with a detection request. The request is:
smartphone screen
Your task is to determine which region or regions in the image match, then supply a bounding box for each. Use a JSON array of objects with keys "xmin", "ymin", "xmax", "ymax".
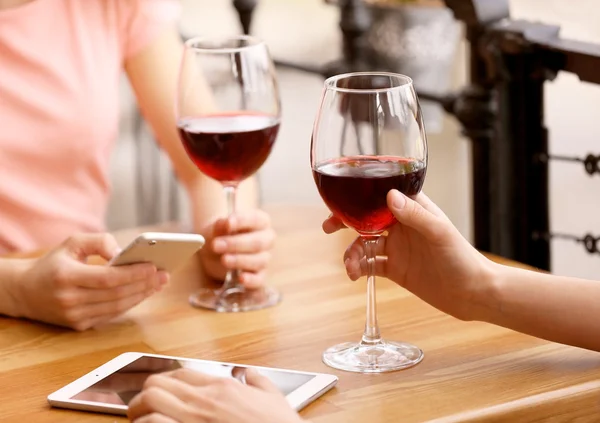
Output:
[{"xmin": 70, "ymin": 356, "xmax": 316, "ymax": 406}]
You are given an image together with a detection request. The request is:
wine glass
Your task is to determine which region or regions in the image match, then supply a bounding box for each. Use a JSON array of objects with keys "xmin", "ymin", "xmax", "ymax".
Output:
[
  {"xmin": 176, "ymin": 35, "xmax": 281, "ymax": 312},
  {"xmin": 311, "ymin": 72, "xmax": 428, "ymax": 372}
]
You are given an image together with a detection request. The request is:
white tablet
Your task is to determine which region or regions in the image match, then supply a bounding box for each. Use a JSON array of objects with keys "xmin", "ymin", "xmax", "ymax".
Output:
[{"xmin": 47, "ymin": 352, "xmax": 338, "ymax": 416}]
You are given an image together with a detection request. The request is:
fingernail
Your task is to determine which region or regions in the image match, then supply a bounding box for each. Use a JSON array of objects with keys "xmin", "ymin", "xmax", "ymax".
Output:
[
  {"xmin": 344, "ymin": 259, "xmax": 356, "ymax": 281},
  {"xmin": 390, "ymin": 190, "xmax": 406, "ymax": 209},
  {"xmin": 157, "ymin": 271, "xmax": 170, "ymax": 286},
  {"xmin": 345, "ymin": 260, "xmax": 359, "ymax": 281},
  {"xmin": 228, "ymin": 217, "xmax": 237, "ymax": 232},
  {"xmin": 141, "ymin": 264, "xmax": 156, "ymax": 277},
  {"xmin": 239, "ymin": 273, "xmax": 255, "ymax": 287},
  {"xmin": 213, "ymin": 239, "xmax": 227, "ymax": 253},
  {"xmin": 222, "ymin": 254, "xmax": 235, "ymax": 267}
]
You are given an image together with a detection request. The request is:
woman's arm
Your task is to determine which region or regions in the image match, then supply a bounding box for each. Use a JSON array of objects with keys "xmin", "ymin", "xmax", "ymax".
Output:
[
  {"xmin": 331, "ymin": 190, "xmax": 600, "ymax": 352},
  {"xmin": 483, "ymin": 264, "xmax": 600, "ymax": 352},
  {"xmin": 0, "ymin": 234, "xmax": 165, "ymax": 330},
  {"xmin": 0, "ymin": 258, "xmax": 32, "ymax": 317},
  {"xmin": 124, "ymin": 26, "xmax": 258, "ymax": 232}
]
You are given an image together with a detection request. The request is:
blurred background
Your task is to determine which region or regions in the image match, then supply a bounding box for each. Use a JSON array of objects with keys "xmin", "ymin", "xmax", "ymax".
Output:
[{"xmin": 107, "ymin": 0, "xmax": 600, "ymax": 279}]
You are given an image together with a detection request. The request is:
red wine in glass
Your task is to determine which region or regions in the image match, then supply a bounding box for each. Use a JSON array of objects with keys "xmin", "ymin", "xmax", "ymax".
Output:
[
  {"xmin": 178, "ymin": 114, "xmax": 280, "ymax": 185},
  {"xmin": 311, "ymin": 72, "xmax": 428, "ymax": 373},
  {"xmin": 312, "ymin": 156, "xmax": 426, "ymax": 235},
  {"xmin": 177, "ymin": 35, "xmax": 282, "ymax": 313}
]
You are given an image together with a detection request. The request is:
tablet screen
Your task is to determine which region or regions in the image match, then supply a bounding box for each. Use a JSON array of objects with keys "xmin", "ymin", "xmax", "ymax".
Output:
[{"xmin": 70, "ymin": 356, "xmax": 316, "ymax": 406}]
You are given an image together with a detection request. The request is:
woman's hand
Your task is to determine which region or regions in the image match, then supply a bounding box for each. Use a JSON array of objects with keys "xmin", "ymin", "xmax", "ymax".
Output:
[
  {"xmin": 11, "ymin": 233, "xmax": 168, "ymax": 331},
  {"xmin": 199, "ymin": 210, "xmax": 276, "ymax": 289},
  {"xmin": 128, "ymin": 368, "xmax": 304, "ymax": 423},
  {"xmin": 324, "ymin": 190, "xmax": 497, "ymax": 321},
  {"xmin": 73, "ymin": 357, "xmax": 180, "ymax": 405}
]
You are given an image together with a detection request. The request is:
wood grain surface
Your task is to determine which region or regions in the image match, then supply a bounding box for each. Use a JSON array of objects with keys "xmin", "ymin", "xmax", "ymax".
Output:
[{"xmin": 1, "ymin": 205, "xmax": 599, "ymax": 423}]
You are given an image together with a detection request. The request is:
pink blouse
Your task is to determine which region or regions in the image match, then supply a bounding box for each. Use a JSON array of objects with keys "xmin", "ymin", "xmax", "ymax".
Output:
[{"xmin": 0, "ymin": 0, "xmax": 181, "ymax": 253}]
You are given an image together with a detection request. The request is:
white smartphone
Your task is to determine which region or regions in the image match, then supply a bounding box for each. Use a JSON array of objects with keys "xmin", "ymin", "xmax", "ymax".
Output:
[
  {"xmin": 47, "ymin": 352, "xmax": 338, "ymax": 416},
  {"xmin": 108, "ymin": 232, "xmax": 205, "ymax": 272}
]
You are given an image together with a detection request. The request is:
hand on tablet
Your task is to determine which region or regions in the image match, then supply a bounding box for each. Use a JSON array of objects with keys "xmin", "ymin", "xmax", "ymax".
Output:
[
  {"xmin": 12, "ymin": 233, "xmax": 169, "ymax": 331},
  {"xmin": 200, "ymin": 209, "xmax": 276, "ymax": 289},
  {"xmin": 128, "ymin": 368, "xmax": 304, "ymax": 423},
  {"xmin": 73, "ymin": 357, "xmax": 180, "ymax": 405}
]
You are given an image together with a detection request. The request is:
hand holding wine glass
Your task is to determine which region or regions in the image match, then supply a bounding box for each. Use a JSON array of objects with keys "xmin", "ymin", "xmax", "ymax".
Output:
[
  {"xmin": 176, "ymin": 35, "xmax": 281, "ymax": 312},
  {"xmin": 311, "ymin": 72, "xmax": 428, "ymax": 372},
  {"xmin": 200, "ymin": 209, "xmax": 275, "ymax": 288},
  {"xmin": 323, "ymin": 190, "xmax": 494, "ymax": 322}
]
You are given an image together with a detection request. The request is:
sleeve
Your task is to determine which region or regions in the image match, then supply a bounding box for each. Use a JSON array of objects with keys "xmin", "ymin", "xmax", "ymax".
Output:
[{"xmin": 118, "ymin": 0, "xmax": 182, "ymax": 59}]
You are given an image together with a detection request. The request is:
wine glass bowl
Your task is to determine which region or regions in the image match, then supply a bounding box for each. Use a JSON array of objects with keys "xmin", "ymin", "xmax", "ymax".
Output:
[
  {"xmin": 176, "ymin": 35, "xmax": 282, "ymax": 312},
  {"xmin": 311, "ymin": 72, "xmax": 427, "ymax": 372},
  {"xmin": 312, "ymin": 156, "xmax": 426, "ymax": 236},
  {"xmin": 177, "ymin": 114, "xmax": 279, "ymax": 185}
]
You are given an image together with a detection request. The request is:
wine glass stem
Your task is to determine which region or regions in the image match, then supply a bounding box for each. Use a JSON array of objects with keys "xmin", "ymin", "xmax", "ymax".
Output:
[
  {"xmin": 222, "ymin": 185, "xmax": 241, "ymax": 292},
  {"xmin": 361, "ymin": 236, "xmax": 382, "ymax": 346}
]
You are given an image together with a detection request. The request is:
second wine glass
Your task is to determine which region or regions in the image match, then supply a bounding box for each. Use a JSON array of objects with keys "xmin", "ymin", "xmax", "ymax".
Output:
[
  {"xmin": 176, "ymin": 35, "xmax": 281, "ymax": 312},
  {"xmin": 311, "ymin": 72, "xmax": 428, "ymax": 372}
]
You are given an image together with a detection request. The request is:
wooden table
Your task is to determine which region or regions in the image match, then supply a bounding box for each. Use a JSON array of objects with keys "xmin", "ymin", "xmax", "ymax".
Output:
[{"xmin": 2, "ymin": 205, "xmax": 600, "ymax": 423}]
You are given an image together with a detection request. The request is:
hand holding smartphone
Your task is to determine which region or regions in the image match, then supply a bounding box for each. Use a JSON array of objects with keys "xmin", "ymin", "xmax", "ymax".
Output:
[{"xmin": 108, "ymin": 232, "xmax": 205, "ymax": 272}]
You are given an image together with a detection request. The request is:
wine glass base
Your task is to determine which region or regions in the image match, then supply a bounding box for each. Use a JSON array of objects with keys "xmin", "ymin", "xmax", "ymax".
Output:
[
  {"xmin": 189, "ymin": 286, "xmax": 281, "ymax": 312},
  {"xmin": 322, "ymin": 340, "xmax": 424, "ymax": 373}
]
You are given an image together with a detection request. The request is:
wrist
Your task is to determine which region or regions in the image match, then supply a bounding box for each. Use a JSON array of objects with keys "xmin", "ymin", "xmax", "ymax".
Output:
[
  {"xmin": 0, "ymin": 258, "xmax": 34, "ymax": 318},
  {"xmin": 468, "ymin": 259, "xmax": 506, "ymax": 323}
]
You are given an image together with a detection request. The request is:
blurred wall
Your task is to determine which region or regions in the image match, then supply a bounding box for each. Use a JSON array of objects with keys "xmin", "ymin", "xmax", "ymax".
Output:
[{"xmin": 508, "ymin": 0, "xmax": 600, "ymax": 278}]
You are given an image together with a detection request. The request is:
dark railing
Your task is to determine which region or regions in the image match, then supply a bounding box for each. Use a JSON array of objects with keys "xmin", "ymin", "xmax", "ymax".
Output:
[{"xmin": 232, "ymin": 0, "xmax": 600, "ymax": 271}]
